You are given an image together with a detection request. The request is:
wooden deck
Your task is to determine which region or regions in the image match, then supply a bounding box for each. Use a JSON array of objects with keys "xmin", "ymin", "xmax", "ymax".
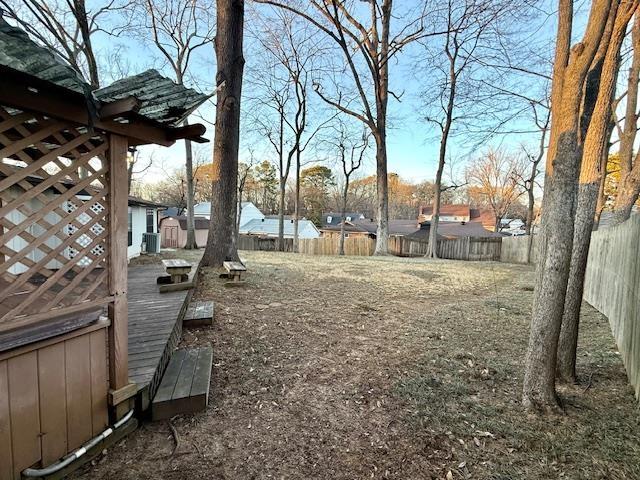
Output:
[{"xmin": 128, "ymin": 264, "xmax": 193, "ymax": 410}]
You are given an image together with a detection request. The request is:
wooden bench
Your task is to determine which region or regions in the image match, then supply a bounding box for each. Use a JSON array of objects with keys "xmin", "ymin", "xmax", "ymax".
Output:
[
  {"xmin": 162, "ymin": 259, "xmax": 192, "ymax": 284},
  {"xmin": 222, "ymin": 261, "xmax": 246, "ymax": 283},
  {"xmin": 151, "ymin": 346, "xmax": 213, "ymax": 421},
  {"xmin": 183, "ymin": 300, "xmax": 214, "ymax": 328}
]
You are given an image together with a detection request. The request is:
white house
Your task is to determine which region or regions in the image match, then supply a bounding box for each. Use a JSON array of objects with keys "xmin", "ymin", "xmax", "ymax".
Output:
[
  {"xmin": 194, "ymin": 201, "xmax": 265, "ymax": 228},
  {"xmin": 239, "ymin": 218, "xmax": 320, "ymax": 238},
  {"xmin": 127, "ymin": 197, "xmax": 166, "ymax": 259}
]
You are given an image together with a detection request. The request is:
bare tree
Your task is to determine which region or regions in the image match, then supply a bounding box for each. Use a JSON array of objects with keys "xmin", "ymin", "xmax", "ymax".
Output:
[
  {"xmin": 331, "ymin": 123, "xmax": 370, "ymax": 255},
  {"xmin": 237, "ymin": 154, "xmax": 256, "ymax": 241},
  {"xmin": 0, "ymin": 0, "xmax": 129, "ymax": 87},
  {"xmin": 202, "ymin": 0, "xmax": 244, "ymax": 267},
  {"xmin": 557, "ymin": 1, "xmax": 637, "ymax": 383},
  {"xmin": 517, "ymin": 104, "xmax": 550, "ymax": 262},
  {"xmin": 522, "ymin": 0, "xmax": 613, "ymax": 411},
  {"xmin": 127, "ymin": 148, "xmax": 153, "ymax": 194},
  {"xmin": 466, "ymin": 149, "xmax": 525, "ymax": 231},
  {"xmin": 419, "ymin": 0, "xmax": 529, "ymax": 257},
  {"xmin": 128, "ymin": 0, "xmax": 214, "ymax": 249},
  {"xmin": 254, "ymin": 0, "xmax": 441, "ymax": 255}
]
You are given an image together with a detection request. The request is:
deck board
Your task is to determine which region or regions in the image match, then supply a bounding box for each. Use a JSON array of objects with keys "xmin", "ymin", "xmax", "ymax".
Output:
[{"xmin": 128, "ymin": 264, "xmax": 191, "ymax": 403}]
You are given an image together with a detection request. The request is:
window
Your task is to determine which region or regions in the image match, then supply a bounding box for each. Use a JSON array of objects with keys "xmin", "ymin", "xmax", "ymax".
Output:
[
  {"xmin": 327, "ymin": 215, "xmax": 332, "ymax": 224},
  {"xmin": 146, "ymin": 208, "xmax": 155, "ymax": 233},
  {"xmin": 346, "ymin": 216, "xmax": 352, "ymax": 222},
  {"xmin": 128, "ymin": 207, "xmax": 133, "ymax": 247},
  {"xmin": 344, "ymin": 233, "xmax": 350, "ymax": 238}
]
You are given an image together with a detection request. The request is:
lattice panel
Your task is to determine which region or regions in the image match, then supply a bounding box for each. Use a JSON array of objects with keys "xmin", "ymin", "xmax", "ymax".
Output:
[{"xmin": 0, "ymin": 105, "xmax": 111, "ymax": 330}]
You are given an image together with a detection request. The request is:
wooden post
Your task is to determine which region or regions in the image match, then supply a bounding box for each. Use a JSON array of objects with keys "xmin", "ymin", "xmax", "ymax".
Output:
[{"xmin": 107, "ymin": 134, "xmax": 131, "ymax": 419}]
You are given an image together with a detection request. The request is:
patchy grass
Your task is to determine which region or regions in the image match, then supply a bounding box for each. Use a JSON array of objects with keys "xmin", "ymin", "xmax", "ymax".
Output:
[{"xmin": 77, "ymin": 251, "xmax": 639, "ymax": 480}]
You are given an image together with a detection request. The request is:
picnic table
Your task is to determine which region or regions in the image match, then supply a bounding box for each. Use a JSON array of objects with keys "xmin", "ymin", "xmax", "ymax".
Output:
[
  {"xmin": 223, "ymin": 261, "xmax": 246, "ymax": 283},
  {"xmin": 162, "ymin": 259, "xmax": 192, "ymax": 284}
]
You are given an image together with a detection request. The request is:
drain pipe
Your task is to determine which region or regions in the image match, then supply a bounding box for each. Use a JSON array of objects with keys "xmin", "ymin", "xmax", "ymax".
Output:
[{"xmin": 23, "ymin": 409, "xmax": 135, "ymax": 477}]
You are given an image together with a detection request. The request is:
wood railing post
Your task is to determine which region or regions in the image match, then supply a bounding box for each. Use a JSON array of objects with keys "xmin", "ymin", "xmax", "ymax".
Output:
[{"xmin": 107, "ymin": 134, "xmax": 132, "ymax": 419}]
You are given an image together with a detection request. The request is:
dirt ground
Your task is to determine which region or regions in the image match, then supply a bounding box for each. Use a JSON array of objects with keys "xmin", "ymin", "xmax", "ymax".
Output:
[{"xmin": 75, "ymin": 251, "xmax": 640, "ymax": 480}]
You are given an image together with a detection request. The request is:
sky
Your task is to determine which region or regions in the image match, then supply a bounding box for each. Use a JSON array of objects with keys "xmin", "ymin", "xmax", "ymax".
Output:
[{"xmin": 83, "ymin": 0, "xmax": 564, "ymax": 186}]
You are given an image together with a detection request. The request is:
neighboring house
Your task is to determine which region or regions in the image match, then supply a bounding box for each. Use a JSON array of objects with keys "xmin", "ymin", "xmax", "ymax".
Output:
[
  {"xmin": 127, "ymin": 197, "xmax": 167, "ymax": 259},
  {"xmin": 320, "ymin": 218, "xmax": 419, "ymax": 239},
  {"xmin": 322, "ymin": 212, "xmax": 366, "ymax": 227},
  {"xmin": 159, "ymin": 216, "xmax": 210, "ymax": 248},
  {"xmin": 240, "ymin": 218, "xmax": 320, "ymax": 238},
  {"xmin": 418, "ymin": 204, "xmax": 495, "ymax": 230},
  {"xmin": 405, "ymin": 221, "xmax": 504, "ymax": 241},
  {"xmin": 195, "ymin": 201, "xmax": 265, "ymax": 226}
]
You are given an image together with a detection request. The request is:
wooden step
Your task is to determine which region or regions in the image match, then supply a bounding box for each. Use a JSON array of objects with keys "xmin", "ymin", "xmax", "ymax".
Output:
[
  {"xmin": 183, "ymin": 300, "xmax": 214, "ymax": 328},
  {"xmin": 151, "ymin": 346, "xmax": 213, "ymax": 421}
]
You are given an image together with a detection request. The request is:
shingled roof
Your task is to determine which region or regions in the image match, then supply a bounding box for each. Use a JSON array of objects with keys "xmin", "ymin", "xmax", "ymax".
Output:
[
  {"xmin": 0, "ymin": 17, "xmax": 209, "ymax": 129},
  {"xmin": 95, "ymin": 70, "xmax": 210, "ymax": 127},
  {"xmin": 0, "ymin": 17, "xmax": 89, "ymax": 95}
]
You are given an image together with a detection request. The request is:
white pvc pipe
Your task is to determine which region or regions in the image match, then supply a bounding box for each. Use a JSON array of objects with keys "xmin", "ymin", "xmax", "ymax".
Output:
[{"xmin": 22, "ymin": 409, "xmax": 135, "ymax": 477}]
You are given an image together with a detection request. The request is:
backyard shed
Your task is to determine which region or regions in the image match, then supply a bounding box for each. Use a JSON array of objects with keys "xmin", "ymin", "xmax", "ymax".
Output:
[{"xmin": 0, "ymin": 17, "xmax": 208, "ymax": 479}]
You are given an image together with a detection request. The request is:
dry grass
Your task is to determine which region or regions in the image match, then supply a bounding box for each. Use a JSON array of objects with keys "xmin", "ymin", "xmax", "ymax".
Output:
[{"xmin": 76, "ymin": 251, "xmax": 639, "ymax": 480}]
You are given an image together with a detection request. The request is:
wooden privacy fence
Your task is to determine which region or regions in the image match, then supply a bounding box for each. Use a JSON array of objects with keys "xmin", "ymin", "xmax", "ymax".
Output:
[
  {"xmin": 438, "ymin": 237, "xmax": 502, "ymax": 261},
  {"xmin": 583, "ymin": 216, "xmax": 640, "ymax": 399},
  {"xmin": 500, "ymin": 235, "xmax": 539, "ymax": 264},
  {"xmin": 389, "ymin": 236, "xmax": 502, "ymax": 261},
  {"xmin": 237, "ymin": 235, "xmax": 294, "ymax": 252},
  {"xmin": 298, "ymin": 237, "xmax": 375, "ymax": 256}
]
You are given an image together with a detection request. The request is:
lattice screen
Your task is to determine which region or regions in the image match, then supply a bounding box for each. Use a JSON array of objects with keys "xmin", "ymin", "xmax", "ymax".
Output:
[{"xmin": 0, "ymin": 105, "xmax": 111, "ymax": 330}]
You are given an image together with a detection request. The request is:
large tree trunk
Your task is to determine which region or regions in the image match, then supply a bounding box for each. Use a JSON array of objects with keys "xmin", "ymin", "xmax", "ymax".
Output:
[
  {"xmin": 184, "ymin": 130, "xmax": 197, "ymax": 249},
  {"xmin": 557, "ymin": 2, "xmax": 631, "ymax": 383},
  {"xmin": 522, "ymin": 0, "xmax": 611, "ymax": 411},
  {"xmin": 202, "ymin": 0, "xmax": 244, "ymax": 268},
  {"xmin": 374, "ymin": 132, "xmax": 389, "ymax": 255}
]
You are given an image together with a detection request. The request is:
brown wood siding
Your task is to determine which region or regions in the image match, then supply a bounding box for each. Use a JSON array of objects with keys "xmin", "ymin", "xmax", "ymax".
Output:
[{"xmin": 0, "ymin": 325, "xmax": 109, "ymax": 480}]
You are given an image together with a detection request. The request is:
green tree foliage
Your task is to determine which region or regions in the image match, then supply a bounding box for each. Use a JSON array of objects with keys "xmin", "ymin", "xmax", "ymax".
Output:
[{"xmin": 301, "ymin": 165, "xmax": 335, "ymax": 225}]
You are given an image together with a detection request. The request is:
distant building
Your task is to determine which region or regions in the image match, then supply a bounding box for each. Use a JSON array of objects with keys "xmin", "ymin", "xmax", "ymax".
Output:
[
  {"xmin": 240, "ymin": 218, "xmax": 320, "ymax": 239},
  {"xmin": 322, "ymin": 212, "xmax": 366, "ymax": 227},
  {"xmin": 418, "ymin": 204, "xmax": 495, "ymax": 230},
  {"xmin": 159, "ymin": 202, "xmax": 319, "ymax": 247},
  {"xmin": 320, "ymin": 218, "xmax": 419, "ymax": 239},
  {"xmin": 194, "ymin": 201, "xmax": 265, "ymax": 225}
]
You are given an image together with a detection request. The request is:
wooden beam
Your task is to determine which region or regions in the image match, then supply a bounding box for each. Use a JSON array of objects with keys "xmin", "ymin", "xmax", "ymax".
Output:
[
  {"xmin": 166, "ymin": 123, "xmax": 207, "ymax": 141},
  {"xmin": 0, "ymin": 72, "xmax": 173, "ymax": 146},
  {"xmin": 99, "ymin": 96, "xmax": 141, "ymax": 120},
  {"xmin": 107, "ymin": 134, "xmax": 130, "ymax": 417}
]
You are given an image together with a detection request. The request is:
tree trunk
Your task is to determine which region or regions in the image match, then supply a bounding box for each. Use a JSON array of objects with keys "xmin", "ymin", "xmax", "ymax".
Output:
[
  {"xmin": 339, "ymin": 179, "xmax": 349, "ymax": 256},
  {"xmin": 184, "ymin": 128, "xmax": 197, "ymax": 249},
  {"xmin": 611, "ymin": 174, "xmax": 640, "ymax": 224},
  {"xmin": 202, "ymin": 0, "xmax": 244, "ymax": 268},
  {"xmin": 293, "ymin": 150, "xmax": 301, "ymax": 252},
  {"xmin": 72, "ymin": 0, "xmax": 99, "ymax": 89},
  {"xmin": 373, "ymin": 132, "xmax": 389, "ymax": 255},
  {"xmin": 428, "ymin": 140, "xmax": 447, "ymax": 259},
  {"xmin": 557, "ymin": 1, "xmax": 631, "ymax": 383},
  {"xmin": 278, "ymin": 184, "xmax": 286, "ymax": 251},
  {"xmin": 522, "ymin": 0, "xmax": 612, "ymax": 410}
]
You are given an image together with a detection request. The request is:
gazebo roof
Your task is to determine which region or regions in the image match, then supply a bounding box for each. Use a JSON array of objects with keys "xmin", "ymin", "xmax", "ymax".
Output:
[
  {"xmin": 0, "ymin": 16, "xmax": 209, "ymax": 144},
  {"xmin": 0, "ymin": 17, "xmax": 89, "ymax": 96},
  {"xmin": 95, "ymin": 70, "xmax": 209, "ymax": 127}
]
